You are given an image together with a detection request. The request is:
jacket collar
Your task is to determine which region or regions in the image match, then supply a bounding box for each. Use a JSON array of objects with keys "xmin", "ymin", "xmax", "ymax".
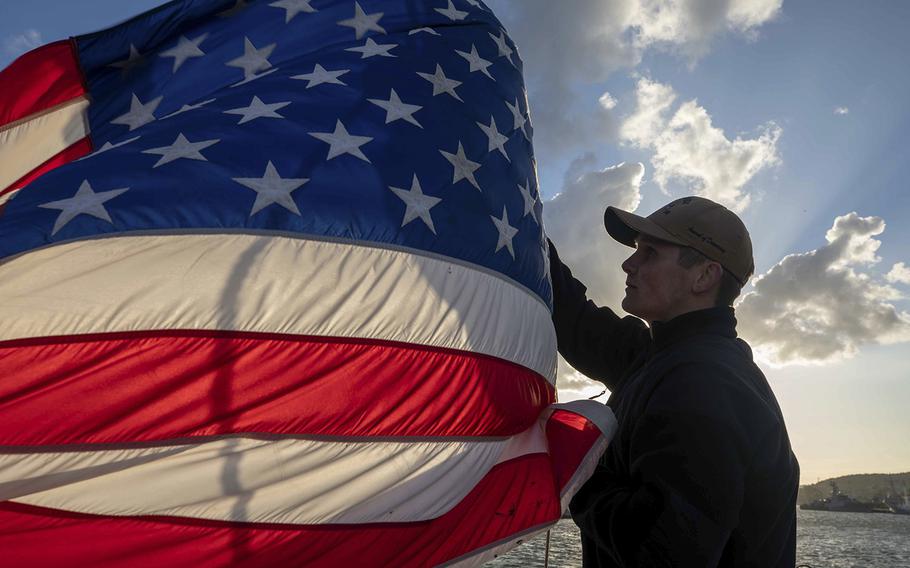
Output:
[{"xmin": 649, "ymin": 306, "xmax": 737, "ymax": 351}]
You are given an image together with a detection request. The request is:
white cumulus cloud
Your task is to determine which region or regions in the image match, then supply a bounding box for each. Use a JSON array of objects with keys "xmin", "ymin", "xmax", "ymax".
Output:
[
  {"xmin": 543, "ymin": 157, "xmax": 645, "ymax": 398},
  {"xmin": 630, "ymin": 0, "xmax": 783, "ymax": 59},
  {"xmin": 3, "ymin": 29, "xmax": 43, "ymax": 57},
  {"xmin": 557, "ymin": 358, "xmax": 610, "ymax": 401},
  {"xmin": 599, "ymin": 91, "xmax": 618, "ymax": 110},
  {"xmin": 886, "ymin": 262, "xmax": 910, "ymax": 285},
  {"xmin": 487, "ymin": 0, "xmax": 782, "ymax": 161},
  {"xmin": 544, "ymin": 158, "xmax": 644, "ymax": 306},
  {"xmin": 834, "ymin": 106, "xmax": 850, "ymax": 115},
  {"xmin": 619, "ymin": 78, "xmax": 678, "ymax": 147},
  {"xmin": 737, "ymin": 213, "xmax": 910, "ymax": 365},
  {"xmin": 620, "ymin": 77, "xmax": 781, "ymax": 212}
]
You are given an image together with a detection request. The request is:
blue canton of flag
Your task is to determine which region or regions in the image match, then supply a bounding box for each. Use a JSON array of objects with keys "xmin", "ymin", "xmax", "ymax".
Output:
[{"xmin": 0, "ymin": 0, "xmax": 551, "ymax": 306}]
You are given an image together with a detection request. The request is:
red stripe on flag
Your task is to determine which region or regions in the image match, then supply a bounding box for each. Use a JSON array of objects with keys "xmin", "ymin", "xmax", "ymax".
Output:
[
  {"xmin": 0, "ymin": 40, "xmax": 86, "ymax": 127},
  {"xmin": 0, "ymin": 453, "xmax": 562, "ymax": 567},
  {"xmin": 547, "ymin": 409, "xmax": 605, "ymax": 493},
  {"xmin": 1, "ymin": 137, "xmax": 93, "ymax": 197},
  {"xmin": 0, "ymin": 331, "xmax": 555, "ymax": 445}
]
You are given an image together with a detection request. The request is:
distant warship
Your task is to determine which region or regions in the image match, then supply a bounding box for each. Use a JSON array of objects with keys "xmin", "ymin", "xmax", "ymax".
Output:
[{"xmin": 800, "ymin": 481, "xmax": 876, "ymax": 513}]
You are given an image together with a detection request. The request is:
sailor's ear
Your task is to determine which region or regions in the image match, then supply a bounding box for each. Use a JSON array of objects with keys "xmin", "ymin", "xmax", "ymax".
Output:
[{"xmin": 692, "ymin": 261, "xmax": 723, "ymax": 295}]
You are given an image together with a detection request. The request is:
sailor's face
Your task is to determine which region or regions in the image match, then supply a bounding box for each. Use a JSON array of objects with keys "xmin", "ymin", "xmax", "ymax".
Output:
[{"xmin": 621, "ymin": 236, "xmax": 692, "ymax": 323}]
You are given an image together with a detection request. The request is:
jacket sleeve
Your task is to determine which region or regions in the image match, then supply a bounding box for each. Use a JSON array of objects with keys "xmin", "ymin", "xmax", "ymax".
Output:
[
  {"xmin": 570, "ymin": 364, "xmax": 754, "ymax": 567},
  {"xmin": 548, "ymin": 240, "xmax": 649, "ymax": 391}
]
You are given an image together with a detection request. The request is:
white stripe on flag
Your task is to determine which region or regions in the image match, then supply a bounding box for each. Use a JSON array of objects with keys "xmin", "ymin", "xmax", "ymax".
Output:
[
  {"xmin": 0, "ymin": 233, "xmax": 557, "ymax": 379},
  {"xmin": 0, "ymin": 96, "xmax": 90, "ymax": 190},
  {"xmin": 0, "ymin": 187, "xmax": 21, "ymax": 205},
  {"xmin": 1, "ymin": 427, "xmax": 548, "ymax": 525}
]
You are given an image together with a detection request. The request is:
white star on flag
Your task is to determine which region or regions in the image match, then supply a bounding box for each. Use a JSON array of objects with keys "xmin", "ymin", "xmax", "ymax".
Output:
[
  {"xmin": 38, "ymin": 180, "xmax": 129, "ymax": 235},
  {"xmin": 108, "ymin": 44, "xmax": 145, "ymax": 75},
  {"xmin": 269, "ymin": 0, "xmax": 317, "ymax": 23},
  {"xmin": 456, "ymin": 44, "xmax": 493, "ymax": 79},
  {"xmin": 226, "ymin": 37, "xmax": 276, "ymax": 80},
  {"xmin": 224, "ymin": 96, "xmax": 291, "ymax": 124},
  {"xmin": 232, "ymin": 161, "xmax": 309, "ymax": 216},
  {"xmin": 417, "ymin": 64, "xmax": 463, "ymax": 101},
  {"xmin": 337, "ymin": 2, "xmax": 386, "ymax": 39},
  {"xmin": 345, "ymin": 37, "xmax": 397, "ymax": 58},
  {"xmin": 368, "ymin": 89, "xmax": 423, "ymax": 127},
  {"xmin": 505, "ymin": 97, "xmax": 529, "ymax": 139},
  {"xmin": 435, "ymin": 0, "xmax": 468, "ymax": 21},
  {"xmin": 489, "ymin": 30, "xmax": 514, "ymax": 63},
  {"xmin": 309, "ymin": 119, "xmax": 373, "ymax": 162},
  {"xmin": 159, "ymin": 34, "xmax": 208, "ymax": 72},
  {"xmin": 291, "ymin": 64, "xmax": 349, "ymax": 88},
  {"xmin": 517, "ymin": 179, "xmax": 536, "ymax": 221},
  {"xmin": 490, "ymin": 206, "xmax": 518, "ymax": 259},
  {"xmin": 440, "ymin": 142, "xmax": 481, "ymax": 190},
  {"xmin": 477, "ymin": 116, "xmax": 509, "ymax": 160},
  {"xmin": 110, "ymin": 93, "xmax": 162, "ymax": 131},
  {"xmin": 141, "ymin": 133, "xmax": 220, "ymax": 168},
  {"xmin": 389, "ymin": 175, "xmax": 442, "ymax": 233}
]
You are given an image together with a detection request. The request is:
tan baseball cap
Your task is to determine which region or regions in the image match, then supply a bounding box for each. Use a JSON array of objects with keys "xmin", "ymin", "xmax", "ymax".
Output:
[{"xmin": 603, "ymin": 196, "xmax": 754, "ymax": 285}]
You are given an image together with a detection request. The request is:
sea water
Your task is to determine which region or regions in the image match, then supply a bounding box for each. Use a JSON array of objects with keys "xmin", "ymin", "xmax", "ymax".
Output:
[{"xmin": 487, "ymin": 509, "xmax": 910, "ymax": 567}]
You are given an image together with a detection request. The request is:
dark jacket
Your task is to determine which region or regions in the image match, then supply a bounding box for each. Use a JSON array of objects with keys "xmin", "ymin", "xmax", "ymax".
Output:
[{"xmin": 550, "ymin": 244, "xmax": 799, "ymax": 567}]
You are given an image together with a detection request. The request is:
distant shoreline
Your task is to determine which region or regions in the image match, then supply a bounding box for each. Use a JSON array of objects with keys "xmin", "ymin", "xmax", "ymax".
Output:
[{"xmin": 798, "ymin": 471, "xmax": 910, "ymax": 511}]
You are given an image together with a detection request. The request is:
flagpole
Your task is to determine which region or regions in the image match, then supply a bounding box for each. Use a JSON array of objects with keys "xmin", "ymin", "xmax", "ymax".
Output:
[{"xmin": 543, "ymin": 528, "xmax": 551, "ymax": 568}]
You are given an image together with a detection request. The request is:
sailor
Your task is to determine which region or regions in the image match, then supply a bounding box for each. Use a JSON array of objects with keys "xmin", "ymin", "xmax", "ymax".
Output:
[{"xmin": 549, "ymin": 196, "xmax": 799, "ymax": 567}]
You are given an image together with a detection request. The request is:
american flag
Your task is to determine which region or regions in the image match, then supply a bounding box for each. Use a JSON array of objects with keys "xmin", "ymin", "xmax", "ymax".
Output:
[{"xmin": 0, "ymin": 0, "xmax": 616, "ymax": 565}]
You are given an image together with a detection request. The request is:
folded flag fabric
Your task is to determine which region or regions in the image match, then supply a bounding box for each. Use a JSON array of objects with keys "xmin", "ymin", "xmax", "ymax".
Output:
[{"xmin": 0, "ymin": 0, "xmax": 617, "ymax": 565}]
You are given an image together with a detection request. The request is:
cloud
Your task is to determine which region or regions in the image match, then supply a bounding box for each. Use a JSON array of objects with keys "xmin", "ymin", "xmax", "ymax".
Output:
[
  {"xmin": 544, "ymin": 157, "xmax": 644, "ymax": 306},
  {"xmin": 630, "ymin": 0, "xmax": 783, "ymax": 60},
  {"xmin": 3, "ymin": 29, "xmax": 42, "ymax": 57},
  {"xmin": 886, "ymin": 262, "xmax": 910, "ymax": 285},
  {"xmin": 556, "ymin": 358, "xmax": 609, "ymax": 401},
  {"xmin": 488, "ymin": 0, "xmax": 782, "ymax": 162},
  {"xmin": 834, "ymin": 106, "xmax": 850, "ymax": 115},
  {"xmin": 487, "ymin": 0, "xmax": 638, "ymax": 159},
  {"xmin": 620, "ymin": 77, "xmax": 781, "ymax": 211},
  {"xmin": 619, "ymin": 78, "xmax": 678, "ymax": 147},
  {"xmin": 543, "ymin": 157, "xmax": 645, "ymax": 398},
  {"xmin": 736, "ymin": 213, "xmax": 910, "ymax": 365},
  {"xmin": 599, "ymin": 92, "xmax": 618, "ymax": 110}
]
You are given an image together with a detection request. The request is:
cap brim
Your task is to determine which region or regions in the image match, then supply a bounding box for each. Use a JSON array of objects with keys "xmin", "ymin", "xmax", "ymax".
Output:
[{"xmin": 603, "ymin": 207, "xmax": 688, "ymax": 248}]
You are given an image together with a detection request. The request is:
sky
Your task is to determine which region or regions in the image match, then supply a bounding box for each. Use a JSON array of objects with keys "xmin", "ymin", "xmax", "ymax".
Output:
[{"xmin": 2, "ymin": 0, "xmax": 908, "ymax": 484}]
